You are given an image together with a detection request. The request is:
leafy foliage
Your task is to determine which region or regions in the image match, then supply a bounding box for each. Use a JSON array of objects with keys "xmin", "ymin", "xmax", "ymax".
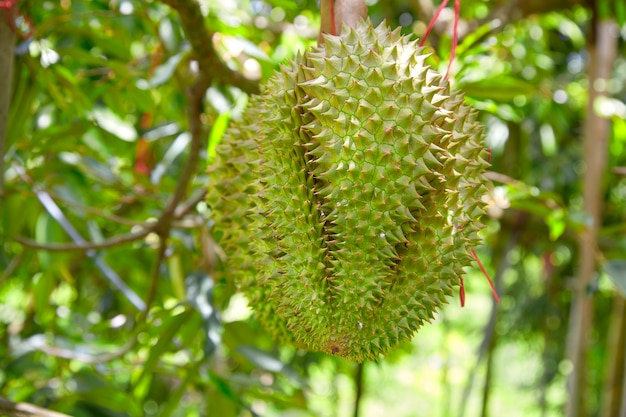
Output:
[{"xmin": 1, "ymin": 1, "xmax": 626, "ymax": 417}]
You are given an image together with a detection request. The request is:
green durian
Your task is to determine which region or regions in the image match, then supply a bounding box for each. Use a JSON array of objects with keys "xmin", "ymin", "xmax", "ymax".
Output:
[{"xmin": 208, "ymin": 20, "xmax": 489, "ymax": 362}]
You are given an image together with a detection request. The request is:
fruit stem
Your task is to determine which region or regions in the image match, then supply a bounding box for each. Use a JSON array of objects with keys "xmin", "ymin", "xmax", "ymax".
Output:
[
  {"xmin": 459, "ymin": 277, "xmax": 466, "ymax": 307},
  {"xmin": 470, "ymin": 248, "xmax": 500, "ymax": 304},
  {"xmin": 418, "ymin": 0, "xmax": 461, "ymax": 79},
  {"xmin": 419, "ymin": 0, "xmax": 449, "ymax": 48},
  {"xmin": 329, "ymin": 0, "xmax": 337, "ymax": 35},
  {"xmin": 448, "ymin": 0, "xmax": 460, "ymax": 77}
]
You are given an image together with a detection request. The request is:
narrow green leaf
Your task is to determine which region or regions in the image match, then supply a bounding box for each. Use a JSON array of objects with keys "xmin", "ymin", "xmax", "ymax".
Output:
[
  {"xmin": 545, "ymin": 208, "xmax": 566, "ymax": 241},
  {"xmin": 208, "ymin": 370, "xmax": 242, "ymax": 404},
  {"xmin": 237, "ymin": 345, "xmax": 307, "ymax": 387},
  {"xmin": 32, "ymin": 272, "xmax": 55, "ymax": 323},
  {"xmin": 208, "ymin": 112, "xmax": 231, "ymax": 161},
  {"xmin": 186, "ymin": 272, "xmax": 222, "ymax": 356},
  {"xmin": 149, "ymin": 52, "xmax": 185, "ymax": 87},
  {"xmin": 461, "ymin": 76, "xmax": 537, "ymax": 102},
  {"xmin": 92, "ymin": 107, "xmax": 138, "ymax": 142},
  {"xmin": 455, "ymin": 20, "xmax": 500, "ymax": 57},
  {"xmin": 168, "ymin": 254, "xmax": 186, "ymax": 300},
  {"xmin": 35, "ymin": 213, "xmax": 54, "ymax": 268},
  {"xmin": 132, "ymin": 307, "xmax": 195, "ymax": 390},
  {"xmin": 159, "ymin": 362, "xmax": 203, "ymax": 417}
]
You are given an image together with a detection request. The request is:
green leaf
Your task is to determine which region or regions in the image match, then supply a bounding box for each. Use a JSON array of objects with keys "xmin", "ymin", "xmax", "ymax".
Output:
[
  {"xmin": 545, "ymin": 208, "xmax": 566, "ymax": 240},
  {"xmin": 76, "ymin": 384, "xmax": 143, "ymax": 416},
  {"xmin": 151, "ymin": 132, "xmax": 191, "ymax": 184},
  {"xmin": 132, "ymin": 307, "xmax": 195, "ymax": 391},
  {"xmin": 455, "ymin": 20, "xmax": 500, "ymax": 57},
  {"xmin": 159, "ymin": 362, "xmax": 203, "ymax": 417},
  {"xmin": 237, "ymin": 346, "xmax": 307, "ymax": 387},
  {"xmin": 92, "ymin": 107, "xmax": 138, "ymax": 142},
  {"xmin": 149, "ymin": 51, "xmax": 186, "ymax": 87},
  {"xmin": 208, "ymin": 112, "xmax": 231, "ymax": 161},
  {"xmin": 35, "ymin": 213, "xmax": 56, "ymax": 268},
  {"xmin": 604, "ymin": 260, "xmax": 626, "ymax": 297},
  {"xmin": 461, "ymin": 76, "xmax": 537, "ymax": 102},
  {"xmin": 168, "ymin": 254, "xmax": 186, "ymax": 300},
  {"xmin": 208, "ymin": 370, "xmax": 246, "ymax": 415},
  {"xmin": 32, "ymin": 272, "xmax": 55, "ymax": 324},
  {"xmin": 186, "ymin": 272, "xmax": 222, "ymax": 356}
]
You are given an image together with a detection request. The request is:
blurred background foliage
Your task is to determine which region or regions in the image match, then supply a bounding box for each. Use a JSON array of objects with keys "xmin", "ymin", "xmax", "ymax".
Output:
[{"xmin": 1, "ymin": 0, "xmax": 626, "ymax": 416}]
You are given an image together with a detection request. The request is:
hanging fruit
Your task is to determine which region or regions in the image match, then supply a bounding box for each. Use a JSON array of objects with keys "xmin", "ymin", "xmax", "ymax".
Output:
[{"xmin": 208, "ymin": 17, "xmax": 490, "ymax": 362}]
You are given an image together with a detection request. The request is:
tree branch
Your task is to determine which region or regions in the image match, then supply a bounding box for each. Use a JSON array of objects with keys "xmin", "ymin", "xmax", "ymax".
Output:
[
  {"xmin": 159, "ymin": 0, "xmax": 259, "ymax": 95},
  {"xmin": 35, "ymin": 337, "xmax": 137, "ymax": 365},
  {"xmin": 13, "ymin": 186, "xmax": 207, "ymax": 251},
  {"xmin": 43, "ymin": 191, "xmax": 151, "ymax": 227},
  {"xmin": 129, "ymin": 0, "xmax": 223, "ymax": 318},
  {"xmin": 0, "ymin": 397, "xmax": 71, "ymax": 417},
  {"xmin": 352, "ymin": 362, "xmax": 365, "ymax": 417},
  {"xmin": 14, "ymin": 228, "xmax": 152, "ymax": 252},
  {"xmin": 149, "ymin": 0, "xmax": 225, "ymax": 243}
]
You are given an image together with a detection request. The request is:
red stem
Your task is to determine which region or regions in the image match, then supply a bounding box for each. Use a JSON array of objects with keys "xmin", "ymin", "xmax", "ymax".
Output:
[
  {"xmin": 459, "ymin": 277, "xmax": 466, "ymax": 307},
  {"xmin": 446, "ymin": 0, "xmax": 460, "ymax": 77},
  {"xmin": 470, "ymin": 248, "xmax": 500, "ymax": 303},
  {"xmin": 419, "ymin": 0, "xmax": 461, "ymax": 79},
  {"xmin": 419, "ymin": 0, "xmax": 449, "ymax": 47}
]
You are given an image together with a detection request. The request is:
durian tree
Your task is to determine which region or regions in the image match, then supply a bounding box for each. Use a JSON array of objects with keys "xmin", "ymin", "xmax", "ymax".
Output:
[{"xmin": 1, "ymin": 1, "xmax": 626, "ymax": 417}]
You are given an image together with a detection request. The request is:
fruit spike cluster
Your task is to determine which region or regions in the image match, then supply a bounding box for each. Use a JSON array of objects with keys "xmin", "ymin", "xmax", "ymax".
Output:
[{"xmin": 208, "ymin": 20, "xmax": 490, "ymax": 362}]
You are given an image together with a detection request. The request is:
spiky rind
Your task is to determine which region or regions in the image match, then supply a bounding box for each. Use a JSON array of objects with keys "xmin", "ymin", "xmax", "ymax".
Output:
[{"xmin": 208, "ymin": 20, "xmax": 489, "ymax": 362}]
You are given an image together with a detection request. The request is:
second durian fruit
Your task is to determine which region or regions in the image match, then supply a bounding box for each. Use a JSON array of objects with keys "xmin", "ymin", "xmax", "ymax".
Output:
[{"xmin": 208, "ymin": 20, "xmax": 490, "ymax": 362}]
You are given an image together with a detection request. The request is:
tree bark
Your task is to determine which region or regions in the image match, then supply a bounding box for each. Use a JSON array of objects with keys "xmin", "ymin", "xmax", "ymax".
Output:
[
  {"xmin": 565, "ymin": 16, "xmax": 619, "ymax": 417},
  {"xmin": 0, "ymin": 9, "xmax": 16, "ymax": 206},
  {"xmin": 600, "ymin": 296, "xmax": 625, "ymax": 417}
]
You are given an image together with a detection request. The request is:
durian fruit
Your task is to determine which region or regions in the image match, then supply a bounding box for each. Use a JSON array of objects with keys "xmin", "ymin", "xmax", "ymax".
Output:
[{"xmin": 208, "ymin": 20, "xmax": 489, "ymax": 362}]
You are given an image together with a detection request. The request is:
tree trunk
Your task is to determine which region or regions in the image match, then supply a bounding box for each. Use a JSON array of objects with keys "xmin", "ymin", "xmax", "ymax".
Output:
[
  {"xmin": 600, "ymin": 295, "xmax": 625, "ymax": 417},
  {"xmin": 565, "ymin": 16, "xmax": 618, "ymax": 417},
  {"xmin": 0, "ymin": 9, "xmax": 16, "ymax": 206}
]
